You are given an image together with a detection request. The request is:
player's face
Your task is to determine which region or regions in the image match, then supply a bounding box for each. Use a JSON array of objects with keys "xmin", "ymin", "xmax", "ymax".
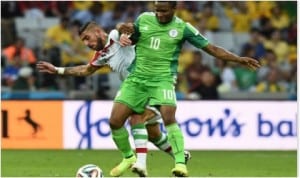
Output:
[
  {"xmin": 154, "ymin": 2, "xmax": 175, "ymax": 24},
  {"xmin": 80, "ymin": 29, "xmax": 105, "ymax": 51}
]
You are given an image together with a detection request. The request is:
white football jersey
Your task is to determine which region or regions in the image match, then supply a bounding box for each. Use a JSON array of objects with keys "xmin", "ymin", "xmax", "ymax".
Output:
[{"xmin": 89, "ymin": 29, "xmax": 135, "ymax": 81}]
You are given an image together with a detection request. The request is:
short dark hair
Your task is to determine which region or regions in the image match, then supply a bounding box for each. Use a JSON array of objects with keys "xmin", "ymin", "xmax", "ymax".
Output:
[
  {"xmin": 71, "ymin": 20, "xmax": 82, "ymax": 28},
  {"xmin": 168, "ymin": 1, "xmax": 177, "ymax": 8},
  {"xmin": 155, "ymin": 1, "xmax": 177, "ymax": 8},
  {"xmin": 78, "ymin": 22, "xmax": 91, "ymax": 36},
  {"xmin": 78, "ymin": 21, "xmax": 99, "ymax": 36}
]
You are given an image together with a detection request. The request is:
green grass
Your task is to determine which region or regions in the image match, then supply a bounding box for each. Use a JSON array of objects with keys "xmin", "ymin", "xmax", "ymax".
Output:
[{"xmin": 1, "ymin": 150, "xmax": 297, "ymax": 177}]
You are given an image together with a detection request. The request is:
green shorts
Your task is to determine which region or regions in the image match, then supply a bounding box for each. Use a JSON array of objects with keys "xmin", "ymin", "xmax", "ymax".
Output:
[{"xmin": 114, "ymin": 77, "xmax": 177, "ymax": 113}]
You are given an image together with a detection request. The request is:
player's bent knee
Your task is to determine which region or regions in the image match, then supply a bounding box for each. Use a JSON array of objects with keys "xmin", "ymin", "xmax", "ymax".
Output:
[
  {"xmin": 163, "ymin": 118, "xmax": 177, "ymax": 126},
  {"xmin": 129, "ymin": 114, "xmax": 145, "ymax": 126},
  {"xmin": 146, "ymin": 124, "xmax": 161, "ymax": 140},
  {"xmin": 129, "ymin": 118, "xmax": 142, "ymax": 126},
  {"xmin": 109, "ymin": 118, "xmax": 123, "ymax": 129}
]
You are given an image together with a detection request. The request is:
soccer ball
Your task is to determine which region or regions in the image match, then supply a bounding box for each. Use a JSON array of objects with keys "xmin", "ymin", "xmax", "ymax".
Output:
[{"xmin": 76, "ymin": 164, "xmax": 103, "ymax": 178}]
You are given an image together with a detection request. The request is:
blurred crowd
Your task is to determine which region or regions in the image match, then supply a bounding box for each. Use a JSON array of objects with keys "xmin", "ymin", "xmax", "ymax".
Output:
[{"xmin": 1, "ymin": 1, "xmax": 297, "ymax": 100}]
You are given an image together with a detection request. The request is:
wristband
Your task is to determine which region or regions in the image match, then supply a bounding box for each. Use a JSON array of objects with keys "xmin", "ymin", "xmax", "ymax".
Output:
[{"xmin": 55, "ymin": 67, "xmax": 65, "ymax": 75}]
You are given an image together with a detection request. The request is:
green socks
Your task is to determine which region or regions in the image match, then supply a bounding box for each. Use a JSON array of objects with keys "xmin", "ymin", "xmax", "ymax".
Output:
[
  {"xmin": 112, "ymin": 127, "xmax": 134, "ymax": 158},
  {"xmin": 111, "ymin": 123, "xmax": 185, "ymax": 164},
  {"xmin": 166, "ymin": 123, "xmax": 185, "ymax": 164}
]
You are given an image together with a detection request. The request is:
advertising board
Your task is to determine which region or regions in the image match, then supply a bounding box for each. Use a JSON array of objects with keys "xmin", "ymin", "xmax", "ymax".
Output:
[
  {"xmin": 63, "ymin": 101, "xmax": 297, "ymax": 150},
  {"xmin": 1, "ymin": 101, "xmax": 63, "ymax": 149}
]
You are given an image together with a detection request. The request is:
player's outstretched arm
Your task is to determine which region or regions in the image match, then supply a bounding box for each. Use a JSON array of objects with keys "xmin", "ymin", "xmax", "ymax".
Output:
[
  {"xmin": 36, "ymin": 61, "xmax": 99, "ymax": 76},
  {"xmin": 202, "ymin": 44, "xmax": 261, "ymax": 70}
]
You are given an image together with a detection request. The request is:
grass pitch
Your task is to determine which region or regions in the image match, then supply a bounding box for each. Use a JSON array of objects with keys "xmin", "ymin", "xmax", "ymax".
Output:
[{"xmin": 1, "ymin": 149, "xmax": 296, "ymax": 177}]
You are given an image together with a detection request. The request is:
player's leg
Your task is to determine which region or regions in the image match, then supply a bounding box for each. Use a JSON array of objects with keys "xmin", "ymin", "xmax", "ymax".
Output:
[
  {"xmin": 145, "ymin": 107, "xmax": 192, "ymax": 164},
  {"xmin": 129, "ymin": 113, "xmax": 149, "ymax": 177},
  {"xmin": 109, "ymin": 102, "xmax": 136, "ymax": 177},
  {"xmin": 148, "ymin": 81, "xmax": 188, "ymax": 177},
  {"xmin": 160, "ymin": 105, "xmax": 188, "ymax": 177},
  {"xmin": 147, "ymin": 123, "xmax": 192, "ymax": 164},
  {"xmin": 110, "ymin": 78, "xmax": 149, "ymax": 176},
  {"xmin": 130, "ymin": 105, "xmax": 191, "ymax": 177}
]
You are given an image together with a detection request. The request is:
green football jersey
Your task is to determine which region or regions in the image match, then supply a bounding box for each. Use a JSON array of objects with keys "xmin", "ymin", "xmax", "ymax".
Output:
[{"xmin": 129, "ymin": 12, "xmax": 209, "ymax": 82}]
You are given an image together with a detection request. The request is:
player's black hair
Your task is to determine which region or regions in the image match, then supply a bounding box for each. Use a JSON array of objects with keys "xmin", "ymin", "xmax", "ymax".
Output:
[
  {"xmin": 155, "ymin": 1, "xmax": 177, "ymax": 8},
  {"xmin": 78, "ymin": 21, "xmax": 99, "ymax": 36},
  {"xmin": 78, "ymin": 22, "xmax": 91, "ymax": 36},
  {"xmin": 71, "ymin": 20, "xmax": 82, "ymax": 28},
  {"xmin": 168, "ymin": 1, "xmax": 177, "ymax": 8}
]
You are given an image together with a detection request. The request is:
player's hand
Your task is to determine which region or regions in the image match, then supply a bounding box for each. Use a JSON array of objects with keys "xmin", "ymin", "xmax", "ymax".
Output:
[
  {"xmin": 36, "ymin": 61, "xmax": 57, "ymax": 74},
  {"xmin": 238, "ymin": 57, "xmax": 261, "ymax": 70},
  {"xmin": 117, "ymin": 22, "xmax": 134, "ymax": 35},
  {"xmin": 117, "ymin": 22, "xmax": 134, "ymax": 47},
  {"xmin": 119, "ymin": 34, "xmax": 132, "ymax": 47}
]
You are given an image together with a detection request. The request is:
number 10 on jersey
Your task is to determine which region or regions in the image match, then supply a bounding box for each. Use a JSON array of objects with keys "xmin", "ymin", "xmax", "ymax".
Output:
[
  {"xmin": 150, "ymin": 37, "xmax": 160, "ymax": 49},
  {"xmin": 162, "ymin": 89, "xmax": 175, "ymax": 100}
]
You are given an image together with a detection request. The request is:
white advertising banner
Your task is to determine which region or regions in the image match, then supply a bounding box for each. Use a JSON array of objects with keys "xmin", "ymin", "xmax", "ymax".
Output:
[{"xmin": 63, "ymin": 101, "xmax": 297, "ymax": 150}]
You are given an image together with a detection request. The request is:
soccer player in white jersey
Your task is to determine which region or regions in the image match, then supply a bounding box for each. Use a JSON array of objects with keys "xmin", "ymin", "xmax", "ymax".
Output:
[{"xmin": 37, "ymin": 21, "xmax": 190, "ymax": 177}]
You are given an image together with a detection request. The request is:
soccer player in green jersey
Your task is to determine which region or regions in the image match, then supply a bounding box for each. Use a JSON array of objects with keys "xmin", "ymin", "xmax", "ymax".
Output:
[{"xmin": 110, "ymin": 1, "xmax": 261, "ymax": 177}]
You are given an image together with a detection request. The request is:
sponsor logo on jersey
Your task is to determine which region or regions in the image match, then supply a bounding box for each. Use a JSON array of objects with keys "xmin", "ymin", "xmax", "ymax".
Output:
[{"xmin": 169, "ymin": 29, "xmax": 178, "ymax": 38}]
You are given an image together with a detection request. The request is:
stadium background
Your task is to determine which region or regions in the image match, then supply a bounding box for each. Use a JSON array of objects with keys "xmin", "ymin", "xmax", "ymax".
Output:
[{"xmin": 1, "ymin": 1, "xmax": 297, "ymax": 177}]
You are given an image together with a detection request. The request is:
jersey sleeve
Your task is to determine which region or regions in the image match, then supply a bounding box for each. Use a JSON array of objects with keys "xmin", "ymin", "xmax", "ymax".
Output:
[
  {"xmin": 109, "ymin": 29, "xmax": 120, "ymax": 42},
  {"xmin": 130, "ymin": 13, "xmax": 143, "ymax": 43},
  {"xmin": 184, "ymin": 22, "xmax": 209, "ymax": 49}
]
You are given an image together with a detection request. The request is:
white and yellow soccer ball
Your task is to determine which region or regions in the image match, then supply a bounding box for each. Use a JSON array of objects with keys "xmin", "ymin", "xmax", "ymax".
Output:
[{"xmin": 76, "ymin": 164, "xmax": 103, "ymax": 178}]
